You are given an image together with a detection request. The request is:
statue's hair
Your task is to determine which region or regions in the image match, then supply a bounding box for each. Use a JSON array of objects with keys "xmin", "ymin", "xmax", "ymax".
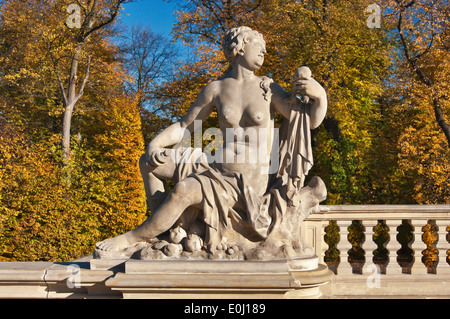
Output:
[{"xmin": 222, "ymin": 26, "xmax": 264, "ymax": 63}]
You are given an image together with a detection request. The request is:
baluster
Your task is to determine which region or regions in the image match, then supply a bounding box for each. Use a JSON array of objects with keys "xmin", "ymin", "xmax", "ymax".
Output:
[
  {"xmin": 385, "ymin": 219, "xmax": 403, "ymax": 275},
  {"xmin": 319, "ymin": 220, "xmax": 329, "ymax": 265},
  {"xmin": 336, "ymin": 220, "xmax": 353, "ymax": 275},
  {"xmin": 361, "ymin": 220, "xmax": 378, "ymax": 270},
  {"xmin": 435, "ymin": 220, "xmax": 450, "ymax": 275},
  {"xmin": 410, "ymin": 219, "xmax": 428, "ymax": 275}
]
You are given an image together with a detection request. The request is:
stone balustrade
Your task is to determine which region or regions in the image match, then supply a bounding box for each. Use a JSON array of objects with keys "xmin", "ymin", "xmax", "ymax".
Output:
[
  {"xmin": 0, "ymin": 205, "xmax": 449, "ymax": 298},
  {"xmin": 303, "ymin": 204, "xmax": 450, "ymax": 297}
]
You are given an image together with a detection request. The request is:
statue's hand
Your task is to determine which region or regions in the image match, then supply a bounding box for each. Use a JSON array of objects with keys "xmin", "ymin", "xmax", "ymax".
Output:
[
  {"xmin": 145, "ymin": 148, "xmax": 169, "ymax": 168},
  {"xmin": 293, "ymin": 76, "xmax": 326, "ymax": 102}
]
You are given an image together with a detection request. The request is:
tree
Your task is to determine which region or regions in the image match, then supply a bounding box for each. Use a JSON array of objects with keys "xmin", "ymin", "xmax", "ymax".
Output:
[
  {"xmin": 0, "ymin": 0, "xmax": 148, "ymax": 261},
  {"xmin": 377, "ymin": 0, "xmax": 450, "ymax": 204},
  {"xmin": 120, "ymin": 25, "xmax": 177, "ymax": 109},
  {"xmin": 60, "ymin": 0, "xmax": 131, "ymax": 166},
  {"xmin": 119, "ymin": 24, "xmax": 178, "ymax": 145},
  {"xmin": 0, "ymin": 94, "xmax": 147, "ymax": 261},
  {"xmin": 0, "ymin": 0, "xmax": 130, "ymax": 165},
  {"xmin": 80, "ymin": 93, "xmax": 147, "ymax": 238},
  {"xmin": 386, "ymin": 0, "xmax": 450, "ymax": 147}
]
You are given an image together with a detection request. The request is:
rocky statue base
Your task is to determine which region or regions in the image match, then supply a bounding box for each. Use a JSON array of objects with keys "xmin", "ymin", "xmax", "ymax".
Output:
[{"xmin": 93, "ymin": 176, "xmax": 327, "ymax": 262}]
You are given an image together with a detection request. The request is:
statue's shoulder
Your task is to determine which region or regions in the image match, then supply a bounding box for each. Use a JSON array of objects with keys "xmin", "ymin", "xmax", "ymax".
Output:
[{"xmin": 199, "ymin": 79, "xmax": 222, "ymax": 99}]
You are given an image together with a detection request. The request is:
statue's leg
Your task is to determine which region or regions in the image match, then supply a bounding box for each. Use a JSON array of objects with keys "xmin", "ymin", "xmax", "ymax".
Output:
[
  {"xmin": 139, "ymin": 154, "xmax": 168, "ymax": 212},
  {"xmin": 139, "ymin": 148, "xmax": 182, "ymax": 211},
  {"xmin": 95, "ymin": 176, "xmax": 204, "ymax": 252}
]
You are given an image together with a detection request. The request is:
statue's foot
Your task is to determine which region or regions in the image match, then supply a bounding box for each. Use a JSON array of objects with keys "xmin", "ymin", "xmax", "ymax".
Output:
[{"xmin": 95, "ymin": 233, "xmax": 135, "ymax": 252}]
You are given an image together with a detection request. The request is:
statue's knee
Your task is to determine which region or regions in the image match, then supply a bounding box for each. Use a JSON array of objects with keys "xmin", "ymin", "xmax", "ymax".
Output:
[
  {"xmin": 171, "ymin": 180, "xmax": 189, "ymax": 197},
  {"xmin": 171, "ymin": 179, "xmax": 200, "ymax": 202}
]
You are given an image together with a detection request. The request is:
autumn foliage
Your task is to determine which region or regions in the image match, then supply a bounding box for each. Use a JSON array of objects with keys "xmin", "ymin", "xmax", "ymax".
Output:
[
  {"xmin": 0, "ymin": 0, "xmax": 146, "ymax": 261},
  {"xmin": 0, "ymin": 0, "xmax": 449, "ymax": 261},
  {"xmin": 168, "ymin": 0, "xmax": 450, "ymax": 205}
]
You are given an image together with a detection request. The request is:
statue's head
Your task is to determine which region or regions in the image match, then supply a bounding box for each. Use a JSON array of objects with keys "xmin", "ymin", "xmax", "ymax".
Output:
[{"xmin": 222, "ymin": 26, "xmax": 266, "ymax": 69}]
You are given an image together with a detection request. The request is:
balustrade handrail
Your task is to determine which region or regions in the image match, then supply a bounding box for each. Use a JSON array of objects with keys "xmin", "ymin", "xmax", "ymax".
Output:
[
  {"xmin": 307, "ymin": 204, "xmax": 450, "ymax": 221},
  {"xmin": 303, "ymin": 204, "xmax": 450, "ymax": 278}
]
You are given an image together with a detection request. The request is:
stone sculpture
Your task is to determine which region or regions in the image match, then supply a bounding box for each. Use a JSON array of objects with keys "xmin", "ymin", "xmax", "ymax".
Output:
[{"xmin": 94, "ymin": 26, "xmax": 328, "ymax": 261}]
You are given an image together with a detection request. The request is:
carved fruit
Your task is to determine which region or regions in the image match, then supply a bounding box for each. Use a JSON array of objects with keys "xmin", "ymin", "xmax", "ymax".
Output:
[
  {"xmin": 169, "ymin": 226, "xmax": 187, "ymax": 244},
  {"xmin": 295, "ymin": 66, "xmax": 312, "ymax": 79},
  {"xmin": 163, "ymin": 243, "xmax": 183, "ymax": 257},
  {"xmin": 184, "ymin": 233, "xmax": 203, "ymax": 252},
  {"xmin": 226, "ymin": 248, "xmax": 235, "ymax": 255},
  {"xmin": 152, "ymin": 240, "xmax": 169, "ymax": 250}
]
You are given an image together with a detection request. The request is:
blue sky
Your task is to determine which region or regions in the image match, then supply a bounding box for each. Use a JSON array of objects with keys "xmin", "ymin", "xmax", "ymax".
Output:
[{"xmin": 119, "ymin": 0, "xmax": 180, "ymax": 36}]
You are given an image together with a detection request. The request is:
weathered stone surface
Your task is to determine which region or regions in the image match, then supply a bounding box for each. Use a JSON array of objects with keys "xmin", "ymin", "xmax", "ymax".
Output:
[{"xmin": 94, "ymin": 26, "xmax": 328, "ymax": 263}]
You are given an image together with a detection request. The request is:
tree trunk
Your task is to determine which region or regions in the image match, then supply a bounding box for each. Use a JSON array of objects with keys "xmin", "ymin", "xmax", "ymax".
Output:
[
  {"xmin": 61, "ymin": 45, "xmax": 89, "ymax": 165},
  {"xmin": 433, "ymin": 96, "xmax": 450, "ymax": 147},
  {"xmin": 62, "ymin": 102, "xmax": 75, "ymax": 165},
  {"xmin": 47, "ymin": 1, "xmax": 125, "ymax": 167}
]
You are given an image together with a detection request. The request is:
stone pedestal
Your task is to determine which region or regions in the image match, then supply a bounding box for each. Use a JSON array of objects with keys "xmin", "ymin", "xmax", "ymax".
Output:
[{"xmin": 91, "ymin": 256, "xmax": 333, "ymax": 299}]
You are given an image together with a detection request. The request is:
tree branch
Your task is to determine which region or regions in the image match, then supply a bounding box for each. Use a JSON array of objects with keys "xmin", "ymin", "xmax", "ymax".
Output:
[
  {"xmin": 396, "ymin": 10, "xmax": 433, "ymax": 86},
  {"xmin": 395, "ymin": 0, "xmax": 450, "ymax": 147},
  {"xmin": 75, "ymin": 55, "xmax": 91, "ymax": 102},
  {"xmin": 82, "ymin": 0, "xmax": 127, "ymax": 41},
  {"xmin": 47, "ymin": 41, "xmax": 68, "ymax": 106}
]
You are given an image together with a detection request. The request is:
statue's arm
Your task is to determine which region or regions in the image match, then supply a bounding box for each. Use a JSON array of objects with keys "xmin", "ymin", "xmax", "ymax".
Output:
[
  {"xmin": 147, "ymin": 82, "xmax": 217, "ymax": 151},
  {"xmin": 271, "ymin": 80, "xmax": 327, "ymax": 130},
  {"xmin": 270, "ymin": 82, "xmax": 292, "ymax": 119},
  {"xmin": 308, "ymin": 95, "xmax": 327, "ymax": 130}
]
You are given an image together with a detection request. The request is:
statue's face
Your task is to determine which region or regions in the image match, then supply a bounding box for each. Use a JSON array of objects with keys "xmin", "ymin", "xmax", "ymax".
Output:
[{"xmin": 238, "ymin": 33, "xmax": 266, "ymax": 71}]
